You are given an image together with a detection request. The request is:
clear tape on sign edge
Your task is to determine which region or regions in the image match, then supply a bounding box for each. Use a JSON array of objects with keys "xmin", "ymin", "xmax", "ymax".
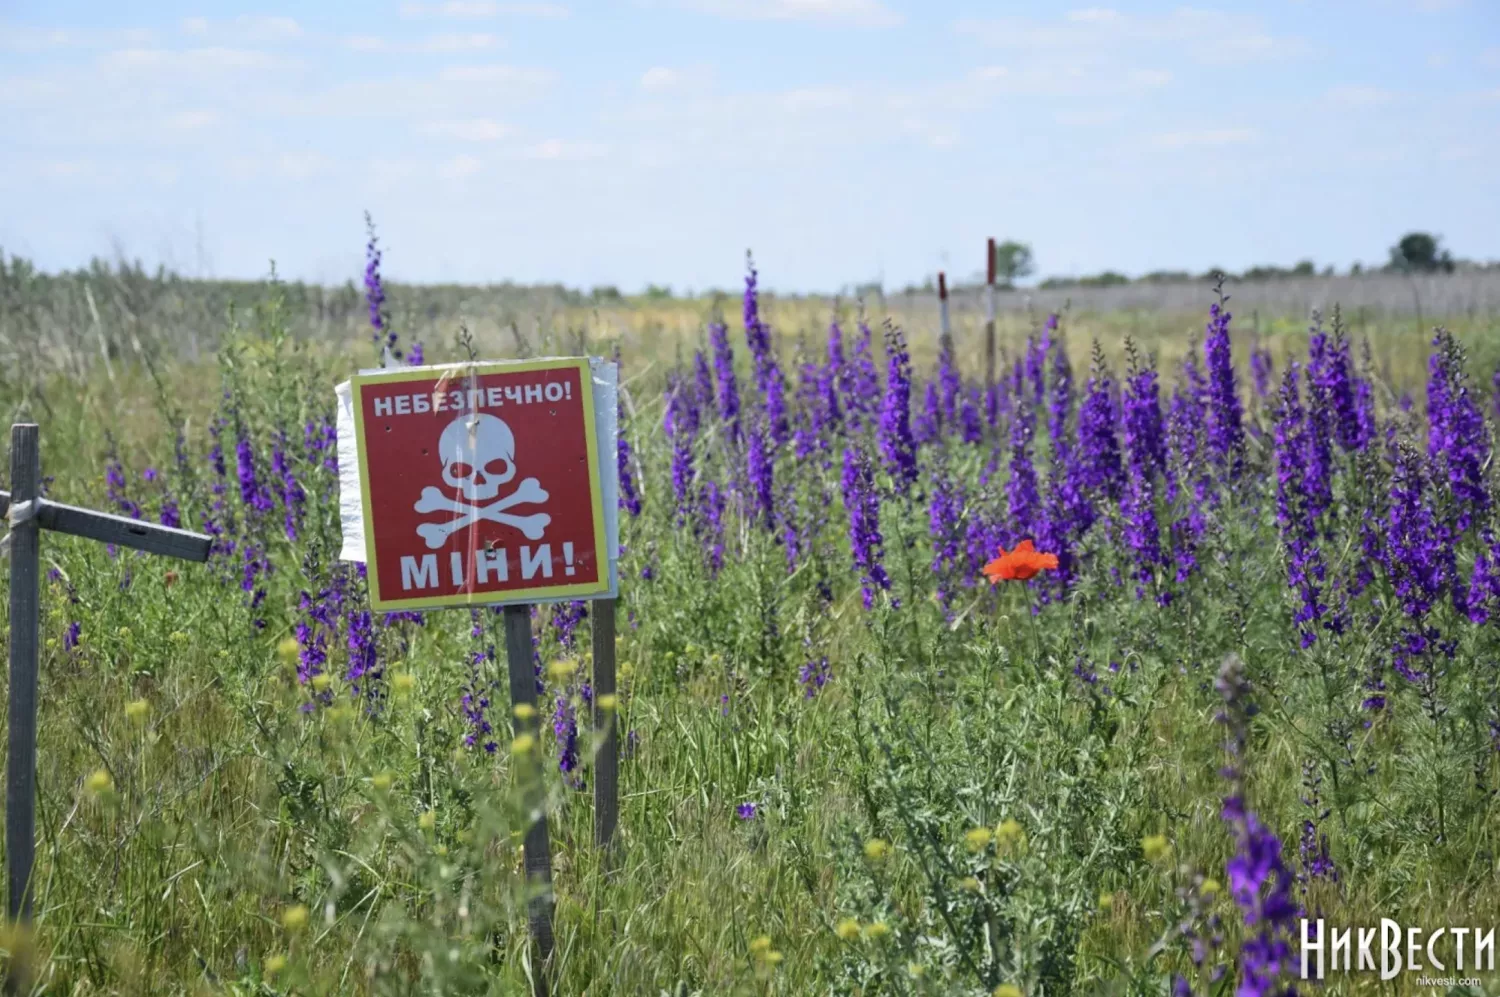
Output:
[{"xmin": 335, "ymin": 357, "xmax": 620, "ymax": 606}]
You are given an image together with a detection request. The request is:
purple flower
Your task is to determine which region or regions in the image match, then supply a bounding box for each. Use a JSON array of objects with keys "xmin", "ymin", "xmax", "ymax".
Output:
[
  {"xmin": 841, "ymin": 445, "xmax": 891, "ymax": 609},
  {"xmin": 407, "ymin": 341, "xmax": 424, "ymax": 365},
  {"xmin": 1121, "ymin": 343, "xmax": 1165, "ymax": 600},
  {"xmin": 1077, "ymin": 341, "xmax": 1123, "ymax": 500},
  {"xmin": 798, "ymin": 656, "xmax": 831, "ymax": 698},
  {"xmin": 736, "ymin": 802, "xmax": 758, "ymax": 820},
  {"xmin": 1203, "ymin": 283, "xmax": 1246, "ymax": 478},
  {"xmin": 618, "ymin": 400, "xmax": 642, "ymax": 518},
  {"xmin": 1216, "ymin": 655, "xmax": 1299, "ymax": 997},
  {"xmin": 345, "ymin": 609, "xmax": 381, "ymax": 702},
  {"xmin": 1005, "ymin": 399, "xmax": 1040, "ymax": 545},
  {"xmin": 553, "ymin": 695, "xmax": 582, "ymax": 789},
  {"xmin": 1273, "ymin": 363, "xmax": 1332, "ymax": 647},
  {"xmin": 877, "ymin": 323, "xmax": 918, "ymax": 491},
  {"xmin": 551, "ymin": 600, "xmax": 588, "ymax": 649},
  {"xmin": 364, "ymin": 211, "xmax": 399, "ymax": 360},
  {"xmin": 746, "ymin": 419, "xmax": 775, "ymax": 529},
  {"xmin": 1427, "ymin": 327, "xmax": 1489, "ymax": 535},
  {"xmin": 847, "ymin": 319, "xmax": 880, "ymax": 428},
  {"xmin": 710, "ymin": 321, "xmax": 741, "ymax": 443}
]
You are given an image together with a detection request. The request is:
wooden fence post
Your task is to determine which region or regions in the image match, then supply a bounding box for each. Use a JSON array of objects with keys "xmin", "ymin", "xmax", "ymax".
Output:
[
  {"xmin": 6, "ymin": 425, "xmax": 41, "ymax": 933},
  {"xmin": 3, "ymin": 424, "xmax": 213, "ymax": 995},
  {"xmin": 985, "ymin": 237, "xmax": 997, "ymax": 388},
  {"xmin": 590, "ymin": 598, "xmax": 618, "ymax": 856},
  {"xmin": 502, "ymin": 605, "xmax": 554, "ymax": 997},
  {"xmin": 937, "ymin": 272, "xmax": 951, "ymax": 359}
]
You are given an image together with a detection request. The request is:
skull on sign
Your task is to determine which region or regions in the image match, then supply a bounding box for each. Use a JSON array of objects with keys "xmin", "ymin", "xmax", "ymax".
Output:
[{"xmin": 439, "ymin": 413, "xmax": 517, "ymax": 501}]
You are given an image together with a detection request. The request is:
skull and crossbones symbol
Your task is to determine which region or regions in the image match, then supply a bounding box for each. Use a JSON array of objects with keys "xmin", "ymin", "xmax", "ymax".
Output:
[{"xmin": 415, "ymin": 413, "xmax": 550, "ymax": 549}]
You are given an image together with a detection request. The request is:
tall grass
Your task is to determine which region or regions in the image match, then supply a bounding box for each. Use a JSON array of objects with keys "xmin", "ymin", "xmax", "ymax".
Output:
[{"xmin": 0, "ymin": 253, "xmax": 1499, "ymax": 995}]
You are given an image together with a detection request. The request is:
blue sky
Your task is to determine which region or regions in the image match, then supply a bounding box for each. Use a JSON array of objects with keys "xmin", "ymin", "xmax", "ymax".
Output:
[{"xmin": 1, "ymin": 0, "xmax": 1497, "ymax": 292}]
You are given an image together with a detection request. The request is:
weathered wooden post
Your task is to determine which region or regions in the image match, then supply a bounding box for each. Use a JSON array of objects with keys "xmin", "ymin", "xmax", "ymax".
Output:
[
  {"xmin": 937, "ymin": 271, "xmax": 951, "ymax": 359},
  {"xmin": 502, "ymin": 604, "xmax": 554, "ymax": 993},
  {"xmin": 339, "ymin": 357, "xmax": 618, "ymax": 997},
  {"xmin": 985, "ymin": 237, "xmax": 997, "ymax": 388},
  {"xmin": 590, "ymin": 597, "xmax": 617, "ymax": 855},
  {"xmin": 2, "ymin": 423, "xmax": 212, "ymax": 992},
  {"xmin": 4, "ymin": 426, "xmax": 41, "ymax": 935}
]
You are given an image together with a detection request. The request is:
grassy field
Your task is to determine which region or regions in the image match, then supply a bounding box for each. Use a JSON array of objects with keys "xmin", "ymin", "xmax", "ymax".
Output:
[{"xmin": 2, "ymin": 253, "xmax": 1500, "ymax": 996}]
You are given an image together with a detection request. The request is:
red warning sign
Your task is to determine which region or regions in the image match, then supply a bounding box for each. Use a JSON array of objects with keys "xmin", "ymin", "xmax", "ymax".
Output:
[{"xmin": 349, "ymin": 358, "xmax": 610, "ymax": 611}]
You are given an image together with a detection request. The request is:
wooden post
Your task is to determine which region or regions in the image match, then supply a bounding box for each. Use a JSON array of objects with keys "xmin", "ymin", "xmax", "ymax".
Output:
[
  {"xmin": 502, "ymin": 605, "xmax": 554, "ymax": 997},
  {"xmin": 937, "ymin": 272, "xmax": 951, "ymax": 359},
  {"xmin": 985, "ymin": 237, "xmax": 997, "ymax": 388},
  {"xmin": 590, "ymin": 597, "xmax": 617, "ymax": 855},
  {"xmin": 2, "ymin": 424, "xmax": 212, "ymax": 995},
  {"xmin": 6, "ymin": 426, "xmax": 41, "ymax": 932}
]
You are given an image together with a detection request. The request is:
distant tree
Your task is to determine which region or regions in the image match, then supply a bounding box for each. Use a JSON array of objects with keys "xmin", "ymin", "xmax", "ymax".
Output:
[
  {"xmin": 643, "ymin": 284, "xmax": 674, "ymax": 300},
  {"xmin": 1350, "ymin": 262, "xmax": 1364, "ymax": 276},
  {"xmin": 1388, "ymin": 232, "xmax": 1455, "ymax": 274},
  {"xmin": 992, "ymin": 240, "xmax": 1034, "ymax": 288}
]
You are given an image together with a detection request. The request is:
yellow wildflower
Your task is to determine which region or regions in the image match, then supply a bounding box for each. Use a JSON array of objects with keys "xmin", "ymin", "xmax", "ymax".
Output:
[
  {"xmin": 310, "ymin": 674, "xmax": 332, "ymax": 692},
  {"xmin": 124, "ymin": 699, "xmax": 150, "ymax": 723},
  {"xmin": 276, "ymin": 637, "xmax": 299, "ymax": 663},
  {"xmin": 265, "ymin": 954, "xmax": 287, "ymax": 975},
  {"xmin": 1098, "ymin": 891, "xmax": 1114, "ymax": 911},
  {"xmin": 834, "ymin": 918, "xmax": 861, "ymax": 941},
  {"xmin": 863, "ymin": 921, "xmax": 890, "ymax": 941},
  {"xmin": 907, "ymin": 962, "xmax": 926, "ymax": 979},
  {"xmin": 117, "ymin": 626, "xmax": 131, "ymax": 638},
  {"xmin": 597, "ymin": 694, "xmax": 619, "ymax": 711},
  {"xmin": 513, "ymin": 703, "xmax": 537, "ymax": 721},
  {"xmin": 85, "ymin": 769, "xmax": 113, "ymax": 795},
  {"xmin": 392, "ymin": 672, "xmax": 415, "ymax": 694},
  {"xmin": 419, "ymin": 810, "xmax": 436, "ymax": 831},
  {"xmin": 280, "ymin": 905, "xmax": 309, "ymax": 931},
  {"xmin": 1200, "ymin": 878, "xmax": 1221, "ymax": 896},
  {"xmin": 372, "ymin": 771, "xmax": 394, "ymax": 792},
  {"xmin": 1141, "ymin": 834, "xmax": 1170, "ymax": 862},
  {"xmin": 863, "ymin": 838, "xmax": 890, "ymax": 862},
  {"xmin": 511, "ymin": 734, "xmax": 536, "ymax": 754},
  {"xmin": 965, "ymin": 827, "xmax": 994, "ymax": 852},
  {"xmin": 995, "ymin": 818, "xmax": 1025, "ymax": 847},
  {"xmin": 546, "ymin": 659, "xmax": 576, "ymax": 683},
  {"xmin": 994, "ymin": 985, "xmax": 1023, "ymax": 997},
  {"xmin": 748, "ymin": 935, "xmax": 772, "ymax": 955},
  {"xmin": 960, "ymin": 876, "xmax": 982, "ymax": 893}
]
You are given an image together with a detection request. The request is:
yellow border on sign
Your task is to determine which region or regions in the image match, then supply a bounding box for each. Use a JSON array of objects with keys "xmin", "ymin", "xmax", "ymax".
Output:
[{"xmin": 349, "ymin": 358, "xmax": 612, "ymax": 611}]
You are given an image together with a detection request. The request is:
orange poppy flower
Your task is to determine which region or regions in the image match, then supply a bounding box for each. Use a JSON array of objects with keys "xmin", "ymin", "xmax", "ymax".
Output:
[{"xmin": 982, "ymin": 539, "xmax": 1059, "ymax": 583}]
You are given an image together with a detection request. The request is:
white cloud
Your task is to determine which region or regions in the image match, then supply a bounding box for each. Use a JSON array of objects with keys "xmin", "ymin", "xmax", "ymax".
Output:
[
  {"xmin": 100, "ymin": 47, "xmax": 288, "ymax": 72},
  {"xmin": 165, "ymin": 109, "xmax": 219, "ymax": 130},
  {"xmin": 0, "ymin": 24, "xmax": 156, "ymax": 51},
  {"xmin": 677, "ymin": 0, "xmax": 903, "ymax": 28},
  {"xmin": 344, "ymin": 33, "xmax": 503, "ymax": 52},
  {"xmin": 178, "ymin": 15, "xmax": 302, "ymax": 42},
  {"xmin": 641, "ymin": 67, "xmax": 682, "ymax": 90},
  {"xmin": 1325, "ymin": 85, "xmax": 1395, "ymax": 106},
  {"xmin": 438, "ymin": 154, "xmax": 484, "ymax": 178},
  {"xmin": 957, "ymin": 9, "xmax": 1308, "ymax": 66},
  {"xmin": 438, "ymin": 64, "xmax": 554, "ymax": 85},
  {"xmin": 1152, "ymin": 127, "xmax": 1258, "ymax": 148},
  {"xmin": 399, "ymin": 2, "xmax": 570, "ymax": 17},
  {"xmin": 523, "ymin": 138, "xmax": 607, "ymax": 160},
  {"xmin": 421, "ymin": 118, "xmax": 512, "ymax": 140}
]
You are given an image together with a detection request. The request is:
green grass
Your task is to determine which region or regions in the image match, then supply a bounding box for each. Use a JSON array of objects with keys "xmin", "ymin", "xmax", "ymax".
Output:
[{"xmin": 2, "ymin": 280, "xmax": 1500, "ymax": 996}]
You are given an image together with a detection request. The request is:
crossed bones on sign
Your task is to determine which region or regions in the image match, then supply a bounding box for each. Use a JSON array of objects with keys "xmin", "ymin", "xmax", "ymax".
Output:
[{"xmin": 414, "ymin": 478, "xmax": 550, "ymax": 549}]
